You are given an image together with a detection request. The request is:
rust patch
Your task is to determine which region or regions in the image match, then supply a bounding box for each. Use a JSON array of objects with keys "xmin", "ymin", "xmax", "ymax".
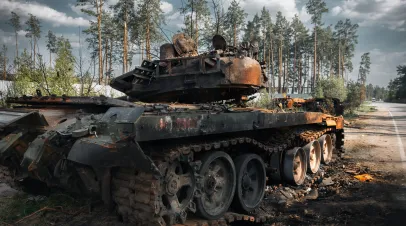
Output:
[{"xmin": 222, "ymin": 57, "xmax": 262, "ymax": 86}]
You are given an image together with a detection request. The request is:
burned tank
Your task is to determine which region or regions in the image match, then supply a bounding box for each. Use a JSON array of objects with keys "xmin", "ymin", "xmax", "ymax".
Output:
[{"xmin": 0, "ymin": 34, "xmax": 344, "ymax": 226}]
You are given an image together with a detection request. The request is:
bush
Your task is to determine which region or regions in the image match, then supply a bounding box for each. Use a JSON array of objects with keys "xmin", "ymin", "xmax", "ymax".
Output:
[
  {"xmin": 346, "ymin": 81, "xmax": 363, "ymax": 112},
  {"xmin": 314, "ymin": 77, "xmax": 347, "ymax": 102}
]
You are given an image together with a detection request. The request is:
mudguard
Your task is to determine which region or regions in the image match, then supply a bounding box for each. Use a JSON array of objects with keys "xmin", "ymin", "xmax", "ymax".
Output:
[
  {"xmin": 67, "ymin": 106, "xmax": 161, "ymax": 176},
  {"xmin": 67, "ymin": 136, "xmax": 160, "ymax": 175}
]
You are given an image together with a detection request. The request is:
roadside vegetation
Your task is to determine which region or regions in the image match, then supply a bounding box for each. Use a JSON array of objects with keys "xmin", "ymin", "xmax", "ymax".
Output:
[{"xmin": 0, "ymin": 192, "xmax": 87, "ymax": 225}]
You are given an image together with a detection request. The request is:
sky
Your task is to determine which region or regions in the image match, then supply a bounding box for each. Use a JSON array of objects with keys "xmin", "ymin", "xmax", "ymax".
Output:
[{"xmin": 0, "ymin": 0, "xmax": 405, "ymax": 87}]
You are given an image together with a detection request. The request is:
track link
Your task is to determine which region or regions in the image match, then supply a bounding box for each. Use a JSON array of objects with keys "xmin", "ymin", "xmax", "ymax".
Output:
[{"xmin": 112, "ymin": 126, "xmax": 335, "ymax": 225}]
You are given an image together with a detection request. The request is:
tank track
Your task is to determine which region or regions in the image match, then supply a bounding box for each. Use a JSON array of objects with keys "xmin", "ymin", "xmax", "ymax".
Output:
[{"xmin": 111, "ymin": 126, "xmax": 335, "ymax": 226}]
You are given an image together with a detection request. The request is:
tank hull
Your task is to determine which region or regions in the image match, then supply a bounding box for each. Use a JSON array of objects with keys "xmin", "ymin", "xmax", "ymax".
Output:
[{"xmin": 0, "ymin": 96, "xmax": 344, "ymax": 225}]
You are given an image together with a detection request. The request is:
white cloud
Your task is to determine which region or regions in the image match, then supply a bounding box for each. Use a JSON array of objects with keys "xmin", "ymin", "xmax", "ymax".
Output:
[
  {"xmin": 0, "ymin": 0, "xmax": 89, "ymax": 27},
  {"xmin": 350, "ymin": 48, "xmax": 406, "ymax": 85},
  {"xmin": 238, "ymin": 0, "xmax": 299, "ymax": 20},
  {"xmin": 336, "ymin": 0, "xmax": 406, "ymax": 31},
  {"xmin": 0, "ymin": 29, "xmax": 14, "ymax": 45},
  {"xmin": 161, "ymin": 1, "xmax": 173, "ymax": 14},
  {"xmin": 331, "ymin": 6, "xmax": 342, "ymax": 16}
]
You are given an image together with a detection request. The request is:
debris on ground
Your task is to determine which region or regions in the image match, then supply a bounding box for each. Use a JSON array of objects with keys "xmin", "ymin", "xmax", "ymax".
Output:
[
  {"xmin": 319, "ymin": 177, "xmax": 334, "ymax": 187},
  {"xmin": 0, "ymin": 183, "xmax": 22, "ymax": 198},
  {"xmin": 354, "ymin": 174, "xmax": 373, "ymax": 182}
]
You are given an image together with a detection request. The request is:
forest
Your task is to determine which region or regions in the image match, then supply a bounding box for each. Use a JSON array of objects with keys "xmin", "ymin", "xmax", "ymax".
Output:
[{"xmin": 0, "ymin": 0, "xmax": 391, "ymax": 104}]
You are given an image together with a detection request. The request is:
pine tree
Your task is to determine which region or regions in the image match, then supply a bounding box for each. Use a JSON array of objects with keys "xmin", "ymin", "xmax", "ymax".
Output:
[
  {"xmin": 8, "ymin": 12, "xmax": 21, "ymax": 68},
  {"xmin": 25, "ymin": 14, "xmax": 41, "ymax": 66},
  {"xmin": 358, "ymin": 52, "xmax": 371, "ymax": 85},
  {"xmin": 273, "ymin": 11, "xmax": 288, "ymax": 93},
  {"xmin": 137, "ymin": 0, "xmax": 164, "ymax": 60},
  {"xmin": 224, "ymin": 0, "xmax": 246, "ymax": 46},
  {"xmin": 112, "ymin": 0, "xmax": 137, "ymax": 73},
  {"xmin": 77, "ymin": 0, "xmax": 105, "ymax": 84},
  {"xmin": 291, "ymin": 14, "xmax": 308, "ymax": 92},
  {"xmin": 46, "ymin": 30, "xmax": 57, "ymax": 67},
  {"xmin": 54, "ymin": 37, "xmax": 76, "ymax": 95},
  {"xmin": 334, "ymin": 19, "xmax": 359, "ymax": 79},
  {"xmin": 306, "ymin": 0, "xmax": 328, "ymax": 88},
  {"xmin": 181, "ymin": 0, "xmax": 210, "ymax": 50}
]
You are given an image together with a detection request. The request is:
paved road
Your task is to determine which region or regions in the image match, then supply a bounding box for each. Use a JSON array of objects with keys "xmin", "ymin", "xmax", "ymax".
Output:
[{"xmin": 369, "ymin": 102, "xmax": 406, "ymax": 172}]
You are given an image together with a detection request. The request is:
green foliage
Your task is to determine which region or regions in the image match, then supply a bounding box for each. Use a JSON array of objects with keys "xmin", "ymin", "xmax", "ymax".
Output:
[
  {"xmin": 306, "ymin": 0, "xmax": 329, "ymax": 26},
  {"xmin": 314, "ymin": 77, "xmax": 347, "ymax": 101},
  {"xmin": 46, "ymin": 30, "xmax": 57, "ymax": 55},
  {"xmin": 248, "ymin": 89, "xmax": 274, "ymax": 109},
  {"xmin": 358, "ymin": 52, "xmax": 371, "ymax": 84},
  {"xmin": 345, "ymin": 81, "xmax": 362, "ymax": 111},
  {"xmin": 224, "ymin": 0, "xmax": 247, "ymax": 46},
  {"xmin": 387, "ymin": 65, "xmax": 406, "ymax": 101},
  {"xmin": 11, "ymin": 38, "xmax": 78, "ymax": 97}
]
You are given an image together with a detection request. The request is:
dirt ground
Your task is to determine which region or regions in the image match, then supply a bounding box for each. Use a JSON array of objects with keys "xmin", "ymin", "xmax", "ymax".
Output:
[{"xmin": 2, "ymin": 105, "xmax": 406, "ymax": 226}]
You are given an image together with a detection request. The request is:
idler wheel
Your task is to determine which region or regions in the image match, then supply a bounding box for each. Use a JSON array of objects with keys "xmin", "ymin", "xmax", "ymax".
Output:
[
  {"xmin": 283, "ymin": 147, "xmax": 307, "ymax": 185},
  {"xmin": 196, "ymin": 151, "xmax": 236, "ymax": 220},
  {"xmin": 319, "ymin": 134, "xmax": 333, "ymax": 164},
  {"xmin": 303, "ymin": 140, "xmax": 321, "ymax": 174},
  {"xmin": 232, "ymin": 154, "xmax": 266, "ymax": 212}
]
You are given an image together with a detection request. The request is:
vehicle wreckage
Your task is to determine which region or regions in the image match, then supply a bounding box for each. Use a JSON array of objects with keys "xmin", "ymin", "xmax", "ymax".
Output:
[{"xmin": 0, "ymin": 33, "xmax": 344, "ymax": 225}]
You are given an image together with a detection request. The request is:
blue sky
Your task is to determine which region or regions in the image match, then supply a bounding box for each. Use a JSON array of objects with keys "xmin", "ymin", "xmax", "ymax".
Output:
[{"xmin": 0, "ymin": 0, "xmax": 405, "ymax": 86}]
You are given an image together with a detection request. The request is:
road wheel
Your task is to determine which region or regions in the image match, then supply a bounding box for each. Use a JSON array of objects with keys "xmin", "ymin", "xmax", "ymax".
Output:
[
  {"xmin": 232, "ymin": 153, "xmax": 266, "ymax": 212},
  {"xmin": 303, "ymin": 140, "xmax": 321, "ymax": 174},
  {"xmin": 196, "ymin": 151, "xmax": 236, "ymax": 220},
  {"xmin": 319, "ymin": 134, "xmax": 333, "ymax": 164},
  {"xmin": 283, "ymin": 147, "xmax": 307, "ymax": 185}
]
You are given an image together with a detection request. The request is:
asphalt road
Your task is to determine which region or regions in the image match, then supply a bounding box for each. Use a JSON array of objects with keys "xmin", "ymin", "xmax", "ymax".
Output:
[{"xmin": 369, "ymin": 102, "xmax": 406, "ymax": 173}]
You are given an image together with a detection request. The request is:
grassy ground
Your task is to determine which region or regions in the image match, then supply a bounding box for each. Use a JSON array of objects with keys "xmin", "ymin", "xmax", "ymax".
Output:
[
  {"xmin": 0, "ymin": 192, "xmax": 88, "ymax": 225},
  {"xmin": 344, "ymin": 102, "xmax": 377, "ymax": 120}
]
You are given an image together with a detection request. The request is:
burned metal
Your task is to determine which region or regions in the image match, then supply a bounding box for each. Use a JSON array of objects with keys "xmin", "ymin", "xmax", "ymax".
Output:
[
  {"xmin": 0, "ymin": 33, "xmax": 345, "ymax": 226},
  {"xmin": 110, "ymin": 33, "xmax": 267, "ymax": 103}
]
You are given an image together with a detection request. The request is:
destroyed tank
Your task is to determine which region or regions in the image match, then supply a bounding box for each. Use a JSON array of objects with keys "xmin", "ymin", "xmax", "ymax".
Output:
[{"xmin": 0, "ymin": 34, "xmax": 344, "ymax": 226}]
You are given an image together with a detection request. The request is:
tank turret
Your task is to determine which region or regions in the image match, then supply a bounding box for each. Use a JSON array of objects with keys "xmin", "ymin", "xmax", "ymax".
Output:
[{"xmin": 110, "ymin": 33, "xmax": 268, "ymax": 103}]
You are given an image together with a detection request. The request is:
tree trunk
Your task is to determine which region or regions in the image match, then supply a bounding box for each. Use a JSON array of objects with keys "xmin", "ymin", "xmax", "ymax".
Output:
[
  {"xmin": 267, "ymin": 40, "xmax": 271, "ymax": 94},
  {"xmin": 294, "ymin": 36, "xmax": 297, "ymax": 78},
  {"xmin": 104, "ymin": 39, "xmax": 108, "ymax": 84},
  {"xmin": 195, "ymin": 12, "xmax": 199, "ymax": 51},
  {"xmin": 284, "ymin": 55, "xmax": 287, "ymax": 92},
  {"xmin": 233, "ymin": 23, "xmax": 236, "ymax": 47},
  {"xmin": 298, "ymin": 57, "xmax": 302, "ymax": 93},
  {"xmin": 30, "ymin": 38, "xmax": 33, "ymax": 63},
  {"xmin": 123, "ymin": 8, "xmax": 128, "ymax": 73},
  {"xmin": 270, "ymin": 37, "xmax": 274, "ymax": 92},
  {"xmin": 278, "ymin": 40, "xmax": 282, "ymax": 93},
  {"xmin": 190, "ymin": 1, "xmax": 194, "ymax": 39},
  {"xmin": 3, "ymin": 52, "xmax": 6, "ymax": 80},
  {"xmin": 307, "ymin": 54, "xmax": 310, "ymax": 93},
  {"xmin": 33, "ymin": 38, "xmax": 36, "ymax": 66},
  {"xmin": 141, "ymin": 38, "xmax": 144, "ymax": 62},
  {"xmin": 313, "ymin": 25, "xmax": 317, "ymax": 90},
  {"xmin": 109, "ymin": 38, "xmax": 113, "ymax": 81},
  {"xmin": 146, "ymin": 12, "xmax": 151, "ymax": 61},
  {"xmin": 97, "ymin": 0, "xmax": 103, "ymax": 84},
  {"xmin": 15, "ymin": 32, "xmax": 18, "ymax": 69},
  {"xmin": 338, "ymin": 44, "xmax": 341, "ymax": 78}
]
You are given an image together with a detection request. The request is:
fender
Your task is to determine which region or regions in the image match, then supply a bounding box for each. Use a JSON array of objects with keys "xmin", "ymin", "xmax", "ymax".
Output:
[
  {"xmin": 67, "ymin": 136, "xmax": 160, "ymax": 175},
  {"xmin": 67, "ymin": 106, "xmax": 161, "ymax": 176}
]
